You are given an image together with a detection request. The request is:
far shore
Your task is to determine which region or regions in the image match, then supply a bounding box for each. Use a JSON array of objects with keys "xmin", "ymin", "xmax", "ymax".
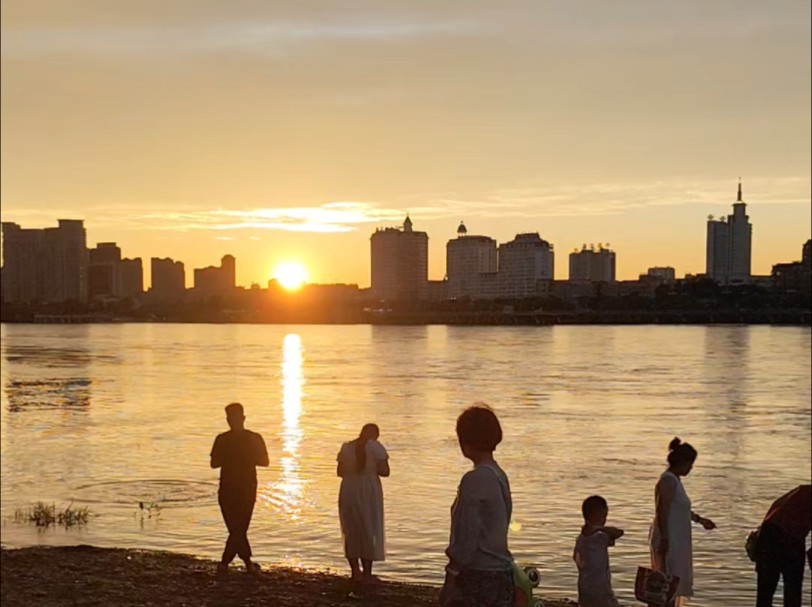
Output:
[{"xmin": 0, "ymin": 545, "xmax": 575, "ymax": 607}]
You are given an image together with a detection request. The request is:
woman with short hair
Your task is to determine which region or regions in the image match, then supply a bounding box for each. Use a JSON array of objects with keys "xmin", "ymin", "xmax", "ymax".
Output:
[{"xmin": 441, "ymin": 405, "xmax": 514, "ymax": 607}]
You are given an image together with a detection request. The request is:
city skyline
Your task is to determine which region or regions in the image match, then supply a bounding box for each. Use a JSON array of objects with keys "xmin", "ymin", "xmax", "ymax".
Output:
[
  {"xmin": 3, "ymin": 192, "xmax": 808, "ymax": 301},
  {"xmin": 2, "ymin": 1, "xmax": 810, "ymax": 287}
]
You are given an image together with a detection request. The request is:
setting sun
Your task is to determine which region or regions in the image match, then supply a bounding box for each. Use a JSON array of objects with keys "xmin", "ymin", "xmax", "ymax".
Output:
[{"xmin": 274, "ymin": 261, "xmax": 309, "ymax": 291}]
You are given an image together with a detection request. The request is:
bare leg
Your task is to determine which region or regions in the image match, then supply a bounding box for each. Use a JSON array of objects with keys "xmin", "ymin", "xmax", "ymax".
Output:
[
  {"xmin": 362, "ymin": 559, "xmax": 381, "ymax": 584},
  {"xmin": 347, "ymin": 557, "xmax": 361, "ymax": 580}
]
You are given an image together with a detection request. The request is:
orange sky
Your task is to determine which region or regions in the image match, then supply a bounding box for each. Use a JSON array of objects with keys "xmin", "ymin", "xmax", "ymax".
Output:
[{"xmin": 2, "ymin": 0, "xmax": 810, "ymax": 288}]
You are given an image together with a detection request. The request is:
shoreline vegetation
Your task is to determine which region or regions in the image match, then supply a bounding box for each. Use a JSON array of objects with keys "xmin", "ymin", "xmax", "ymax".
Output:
[
  {"xmin": 1, "ymin": 308, "xmax": 810, "ymax": 326},
  {"xmin": 0, "ymin": 546, "xmax": 574, "ymax": 607},
  {"xmin": 2, "ymin": 277, "xmax": 810, "ymax": 326}
]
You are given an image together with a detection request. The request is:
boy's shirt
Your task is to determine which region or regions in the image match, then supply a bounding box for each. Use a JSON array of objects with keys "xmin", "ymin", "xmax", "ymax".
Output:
[{"xmin": 573, "ymin": 527, "xmax": 620, "ymax": 607}]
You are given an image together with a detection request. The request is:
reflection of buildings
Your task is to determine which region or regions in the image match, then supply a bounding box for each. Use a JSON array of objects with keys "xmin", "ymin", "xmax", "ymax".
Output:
[
  {"xmin": 569, "ymin": 244, "xmax": 616, "ymax": 283},
  {"xmin": 150, "ymin": 257, "xmax": 186, "ymax": 301},
  {"xmin": 499, "ymin": 233, "xmax": 555, "ymax": 298},
  {"xmin": 706, "ymin": 181, "xmax": 752, "ymax": 285},
  {"xmin": 3, "ymin": 334, "xmax": 93, "ymax": 412},
  {"xmin": 446, "ymin": 222, "xmax": 498, "ymax": 300},
  {"xmin": 193, "ymin": 255, "xmax": 236, "ymax": 293},
  {"xmin": 370, "ymin": 216, "xmax": 428, "ymax": 301},
  {"xmin": 1, "ymin": 219, "xmax": 88, "ymax": 304}
]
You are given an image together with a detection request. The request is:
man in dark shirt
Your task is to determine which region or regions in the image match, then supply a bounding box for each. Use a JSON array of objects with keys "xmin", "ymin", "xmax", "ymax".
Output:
[
  {"xmin": 755, "ymin": 484, "xmax": 811, "ymax": 607},
  {"xmin": 210, "ymin": 402, "xmax": 269, "ymax": 575}
]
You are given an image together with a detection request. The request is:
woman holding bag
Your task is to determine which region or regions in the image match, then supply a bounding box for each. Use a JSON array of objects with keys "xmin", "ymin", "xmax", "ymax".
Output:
[{"xmin": 649, "ymin": 438, "xmax": 716, "ymax": 607}]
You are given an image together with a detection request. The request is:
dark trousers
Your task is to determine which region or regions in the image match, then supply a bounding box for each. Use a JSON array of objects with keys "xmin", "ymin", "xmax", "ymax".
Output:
[
  {"xmin": 219, "ymin": 489, "xmax": 256, "ymax": 564},
  {"xmin": 755, "ymin": 522, "xmax": 806, "ymax": 607}
]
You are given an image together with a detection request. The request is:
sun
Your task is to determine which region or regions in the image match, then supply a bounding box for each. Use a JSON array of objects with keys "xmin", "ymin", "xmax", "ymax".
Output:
[{"xmin": 274, "ymin": 261, "xmax": 309, "ymax": 291}]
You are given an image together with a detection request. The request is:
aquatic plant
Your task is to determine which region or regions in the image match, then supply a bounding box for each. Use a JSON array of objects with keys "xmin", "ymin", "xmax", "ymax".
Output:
[
  {"xmin": 138, "ymin": 500, "xmax": 163, "ymax": 518},
  {"xmin": 13, "ymin": 501, "xmax": 91, "ymax": 528}
]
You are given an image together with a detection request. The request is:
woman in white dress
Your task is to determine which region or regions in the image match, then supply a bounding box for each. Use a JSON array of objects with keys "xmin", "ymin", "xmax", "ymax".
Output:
[
  {"xmin": 649, "ymin": 437, "xmax": 717, "ymax": 607},
  {"xmin": 337, "ymin": 423, "xmax": 390, "ymax": 583}
]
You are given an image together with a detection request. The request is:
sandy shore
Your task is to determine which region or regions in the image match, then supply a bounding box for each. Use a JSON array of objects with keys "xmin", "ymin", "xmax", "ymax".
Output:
[{"xmin": 1, "ymin": 546, "xmax": 575, "ymax": 607}]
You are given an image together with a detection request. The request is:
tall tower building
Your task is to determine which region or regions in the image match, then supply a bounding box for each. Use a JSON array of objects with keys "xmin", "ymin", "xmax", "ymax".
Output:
[
  {"xmin": 706, "ymin": 180, "xmax": 752, "ymax": 285},
  {"xmin": 446, "ymin": 221, "xmax": 498, "ymax": 299},
  {"xmin": 498, "ymin": 233, "xmax": 555, "ymax": 299},
  {"xmin": 370, "ymin": 216, "xmax": 429, "ymax": 301}
]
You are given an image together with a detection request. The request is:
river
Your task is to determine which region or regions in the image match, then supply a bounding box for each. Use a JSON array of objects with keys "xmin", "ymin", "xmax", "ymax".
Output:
[{"xmin": 1, "ymin": 323, "xmax": 809, "ymax": 606}]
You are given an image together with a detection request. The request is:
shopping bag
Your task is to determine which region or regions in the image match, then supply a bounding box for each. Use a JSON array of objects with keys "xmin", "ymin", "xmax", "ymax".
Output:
[
  {"xmin": 745, "ymin": 527, "xmax": 760, "ymax": 562},
  {"xmin": 634, "ymin": 566, "xmax": 679, "ymax": 606}
]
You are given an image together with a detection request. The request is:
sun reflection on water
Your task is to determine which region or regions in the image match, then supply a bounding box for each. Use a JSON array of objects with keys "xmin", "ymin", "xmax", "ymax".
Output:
[{"xmin": 262, "ymin": 333, "xmax": 305, "ymax": 519}]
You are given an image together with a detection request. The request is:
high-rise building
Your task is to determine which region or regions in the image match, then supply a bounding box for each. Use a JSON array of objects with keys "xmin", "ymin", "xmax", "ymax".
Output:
[
  {"xmin": 706, "ymin": 181, "xmax": 752, "ymax": 285},
  {"xmin": 194, "ymin": 255, "xmax": 237, "ymax": 292},
  {"xmin": 1, "ymin": 219, "xmax": 87, "ymax": 303},
  {"xmin": 643, "ymin": 266, "xmax": 676, "ymax": 283},
  {"xmin": 569, "ymin": 244, "xmax": 616, "ymax": 283},
  {"xmin": 446, "ymin": 222, "xmax": 498, "ymax": 299},
  {"xmin": 120, "ymin": 258, "xmax": 143, "ymax": 298},
  {"xmin": 88, "ymin": 242, "xmax": 122, "ymax": 299},
  {"xmin": 150, "ymin": 257, "xmax": 186, "ymax": 300},
  {"xmin": 802, "ymin": 239, "xmax": 811, "ymax": 268},
  {"xmin": 370, "ymin": 216, "xmax": 428, "ymax": 301},
  {"xmin": 1, "ymin": 222, "xmax": 45, "ymax": 303},
  {"xmin": 498, "ymin": 233, "xmax": 555, "ymax": 299}
]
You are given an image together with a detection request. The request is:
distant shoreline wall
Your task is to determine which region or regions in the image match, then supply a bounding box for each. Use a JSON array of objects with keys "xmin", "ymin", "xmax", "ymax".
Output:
[{"xmin": 1, "ymin": 308, "xmax": 809, "ymax": 326}]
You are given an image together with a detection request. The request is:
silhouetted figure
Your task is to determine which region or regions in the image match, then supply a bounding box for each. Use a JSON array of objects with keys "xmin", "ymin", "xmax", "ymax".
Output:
[
  {"xmin": 210, "ymin": 402, "xmax": 269, "ymax": 575},
  {"xmin": 649, "ymin": 437, "xmax": 716, "ymax": 607},
  {"xmin": 574, "ymin": 495, "xmax": 624, "ymax": 607},
  {"xmin": 337, "ymin": 423, "xmax": 389, "ymax": 583},
  {"xmin": 755, "ymin": 484, "xmax": 811, "ymax": 607},
  {"xmin": 440, "ymin": 405, "xmax": 514, "ymax": 607}
]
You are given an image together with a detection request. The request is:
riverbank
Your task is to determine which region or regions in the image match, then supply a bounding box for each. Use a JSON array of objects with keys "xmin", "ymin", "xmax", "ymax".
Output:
[
  {"xmin": 2, "ymin": 307, "xmax": 810, "ymax": 325},
  {"xmin": 0, "ymin": 546, "xmax": 575, "ymax": 607}
]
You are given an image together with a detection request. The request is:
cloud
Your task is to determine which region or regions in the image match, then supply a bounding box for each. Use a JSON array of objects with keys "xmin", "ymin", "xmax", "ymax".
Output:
[
  {"xmin": 1, "ymin": 19, "xmax": 484, "ymax": 57},
  {"xmin": 404, "ymin": 177, "xmax": 811, "ymax": 220},
  {"xmin": 121, "ymin": 202, "xmax": 407, "ymax": 233},
  {"xmin": 1, "ymin": 177, "xmax": 807, "ymax": 235}
]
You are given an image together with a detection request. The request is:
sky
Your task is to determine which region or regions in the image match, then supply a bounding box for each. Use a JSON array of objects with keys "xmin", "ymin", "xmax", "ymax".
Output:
[{"xmin": 2, "ymin": 0, "xmax": 810, "ymax": 288}]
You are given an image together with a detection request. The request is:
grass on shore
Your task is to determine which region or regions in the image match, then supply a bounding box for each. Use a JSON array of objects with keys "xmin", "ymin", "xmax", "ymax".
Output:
[{"xmin": 12, "ymin": 502, "xmax": 90, "ymax": 528}]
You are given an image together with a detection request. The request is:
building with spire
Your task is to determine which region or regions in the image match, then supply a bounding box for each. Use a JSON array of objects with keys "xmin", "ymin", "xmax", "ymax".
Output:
[
  {"xmin": 706, "ymin": 180, "xmax": 752, "ymax": 285},
  {"xmin": 370, "ymin": 215, "xmax": 428, "ymax": 301},
  {"xmin": 446, "ymin": 221, "xmax": 498, "ymax": 299}
]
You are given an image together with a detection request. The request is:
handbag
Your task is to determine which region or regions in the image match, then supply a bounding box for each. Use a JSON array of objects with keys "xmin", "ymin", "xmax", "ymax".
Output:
[
  {"xmin": 745, "ymin": 527, "xmax": 760, "ymax": 563},
  {"xmin": 634, "ymin": 566, "xmax": 680, "ymax": 606}
]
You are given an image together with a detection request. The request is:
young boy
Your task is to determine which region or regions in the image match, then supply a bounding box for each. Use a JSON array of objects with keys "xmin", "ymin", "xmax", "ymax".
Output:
[{"xmin": 573, "ymin": 495, "xmax": 624, "ymax": 607}]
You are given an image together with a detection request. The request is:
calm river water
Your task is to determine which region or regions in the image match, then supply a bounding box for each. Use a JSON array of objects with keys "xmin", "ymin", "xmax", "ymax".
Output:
[{"xmin": 0, "ymin": 323, "xmax": 809, "ymax": 606}]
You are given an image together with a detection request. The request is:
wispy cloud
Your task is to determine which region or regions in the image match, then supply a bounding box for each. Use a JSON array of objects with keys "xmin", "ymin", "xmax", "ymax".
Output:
[
  {"xmin": 135, "ymin": 202, "xmax": 406, "ymax": 233},
  {"xmin": 1, "ymin": 19, "xmax": 484, "ymax": 57},
  {"xmin": 2, "ymin": 177, "xmax": 807, "ymax": 235}
]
